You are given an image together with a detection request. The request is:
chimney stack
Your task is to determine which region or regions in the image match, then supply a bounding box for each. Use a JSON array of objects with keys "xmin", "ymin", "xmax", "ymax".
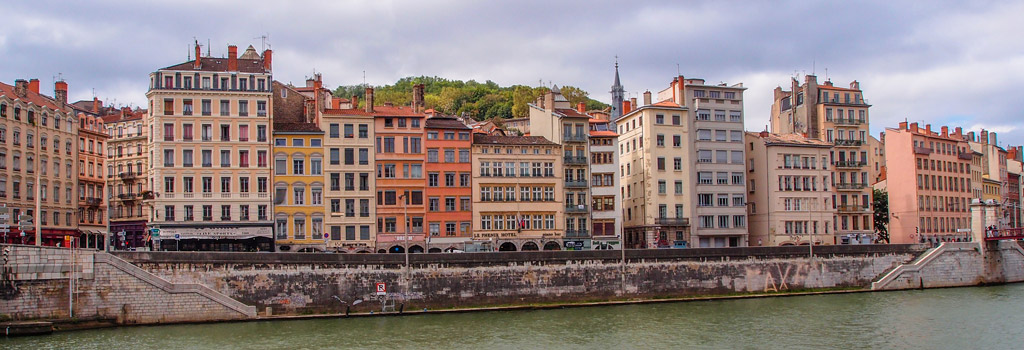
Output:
[
  {"xmin": 967, "ymin": 131, "xmax": 976, "ymax": 142},
  {"xmin": 759, "ymin": 130, "xmax": 769, "ymax": 138},
  {"xmin": 925, "ymin": 124, "xmax": 932, "ymax": 134},
  {"xmin": 92, "ymin": 97, "xmax": 99, "ymax": 114},
  {"xmin": 227, "ymin": 45, "xmax": 238, "ymax": 71},
  {"xmin": 14, "ymin": 79, "xmax": 28, "ymax": 97},
  {"xmin": 643, "ymin": 90, "xmax": 652, "ymax": 106},
  {"xmin": 981, "ymin": 130, "xmax": 989, "ymax": 145},
  {"xmin": 544, "ymin": 91, "xmax": 554, "ymax": 112},
  {"xmin": 193, "ymin": 42, "xmax": 202, "ymax": 69},
  {"xmin": 351, "ymin": 95, "xmax": 358, "ymax": 109},
  {"xmin": 364, "ymin": 87, "xmax": 374, "ymax": 113},
  {"xmin": 990, "ymin": 132, "xmax": 998, "ymax": 146},
  {"xmin": 955, "ymin": 127, "xmax": 963, "ymax": 137},
  {"xmin": 850, "ymin": 80, "xmax": 860, "ymax": 90},
  {"xmin": 54, "ymin": 80, "xmax": 68, "ymax": 107},
  {"xmin": 28, "ymin": 79, "xmax": 40, "ymax": 94},
  {"xmin": 413, "ymin": 84, "xmax": 425, "ymax": 113},
  {"xmin": 899, "ymin": 121, "xmax": 908, "ymax": 130},
  {"xmin": 910, "ymin": 122, "xmax": 919, "ymax": 133},
  {"xmin": 262, "ymin": 49, "xmax": 273, "ymax": 71},
  {"xmin": 630, "ymin": 97, "xmax": 637, "ymax": 109},
  {"xmin": 622, "ymin": 100, "xmax": 632, "ymax": 115},
  {"xmin": 941, "ymin": 126, "xmax": 948, "ymax": 137},
  {"xmin": 576, "ymin": 102, "xmax": 586, "ymax": 113}
]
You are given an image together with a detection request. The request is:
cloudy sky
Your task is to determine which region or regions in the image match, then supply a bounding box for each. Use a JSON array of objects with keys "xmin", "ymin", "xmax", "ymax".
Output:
[{"xmin": 3, "ymin": 0, "xmax": 1023, "ymax": 145}]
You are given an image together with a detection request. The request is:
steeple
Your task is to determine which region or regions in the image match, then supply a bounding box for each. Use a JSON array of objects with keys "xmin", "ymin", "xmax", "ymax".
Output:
[{"xmin": 610, "ymin": 57, "xmax": 625, "ymax": 120}]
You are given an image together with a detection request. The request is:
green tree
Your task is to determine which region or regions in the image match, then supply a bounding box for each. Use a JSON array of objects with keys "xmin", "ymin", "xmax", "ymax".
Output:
[
  {"xmin": 559, "ymin": 85, "xmax": 589, "ymax": 107},
  {"xmin": 873, "ymin": 189, "xmax": 890, "ymax": 243}
]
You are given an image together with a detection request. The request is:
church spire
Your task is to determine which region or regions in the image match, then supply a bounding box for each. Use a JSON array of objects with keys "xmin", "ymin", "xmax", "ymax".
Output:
[{"xmin": 610, "ymin": 57, "xmax": 625, "ymax": 120}]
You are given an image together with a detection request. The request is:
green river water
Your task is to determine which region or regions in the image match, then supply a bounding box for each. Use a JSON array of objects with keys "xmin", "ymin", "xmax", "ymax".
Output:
[{"xmin": 4, "ymin": 284, "xmax": 1023, "ymax": 349}]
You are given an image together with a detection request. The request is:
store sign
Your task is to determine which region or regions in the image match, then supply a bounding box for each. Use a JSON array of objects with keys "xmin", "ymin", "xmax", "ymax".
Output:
[
  {"xmin": 564, "ymin": 240, "xmax": 585, "ymax": 250},
  {"xmin": 160, "ymin": 226, "xmax": 273, "ymax": 240},
  {"xmin": 472, "ymin": 231, "xmax": 519, "ymax": 239}
]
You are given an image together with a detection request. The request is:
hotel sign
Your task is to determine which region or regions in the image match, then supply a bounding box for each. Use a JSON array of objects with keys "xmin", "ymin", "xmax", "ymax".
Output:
[
  {"xmin": 472, "ymin": 231, "xmax": 562, "ymax": 240},
  {"xmin": 159, "ymin": 225, "xmax": 273, "ymax": 240}
]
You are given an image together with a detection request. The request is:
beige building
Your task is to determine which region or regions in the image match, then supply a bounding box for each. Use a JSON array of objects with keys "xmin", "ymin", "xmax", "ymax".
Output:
[
  {"xmin": 146, "ymin": 43, "xmax": 274, "ymax": 251},
  {"xmin": 471, "ymin": 135, "xmax": 564, "ymax": 251},
  {"xmin": 320, "ymin": 89, "xmax": 376, "ymax": 252},
  {"xmin": 103, "ymin": 107, "xmax": 149, "ymax": 249},
  {"xmin": 529, "ymin": 87, "xmax": 593, "ymax": 250},
  {"xmin": 656, "ymin": 76, "xmax": 749, "ymax": 247},
  {"xmin": 771, "ymin": 75, "xmax": 874, "ymax": 238},
  {"xmin": 746, "ymin": 132, "xmax": 839, "ymax": 246},
  {"xmin": 0, "ymin": 79, "xmax": 79, "ymax": 246}
]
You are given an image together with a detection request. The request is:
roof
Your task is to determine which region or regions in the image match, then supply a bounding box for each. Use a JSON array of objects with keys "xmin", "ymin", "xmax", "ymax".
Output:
[
  {"xmin": 425, "ymin": 116, "xmax": 470, "ymax": 130},
  {"xmin": 273, "ymin": 81, "xmax": 321, "ymax": 133},
  {"xmin": 323, "ymin": 105, "xmax": 425, "ymax": 117},
  {"xmin": 590, "ymin": 131, "xmax": 618, "ymax": 137},
  {"xmin": 160, "ymin": 47, "xmax": 268, "ymax": 74},
  {"xmin": 0, "ymin": 81, "xmax": 63, "ymax": 111},
  {"xmin": 748, "ymin": 132, "xmax": 832, "ymax": 147},
  {"xmin": 473, "ymin": 134, "xmax": 557, "ymax": 146},
  {"xmin": 555, "ymin": 108, "xmax": 589, "ymax": 118},
  {"xmin": 101, "ymin": 109, "xmax": 146, "ymax": 124},
  {"xmin": 651, "ymin": 99, "xmax": 682, "ymax": 108}
]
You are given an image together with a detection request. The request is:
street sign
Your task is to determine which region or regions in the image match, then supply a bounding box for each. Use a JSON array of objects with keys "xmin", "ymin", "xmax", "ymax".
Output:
[
  {"xmin": 174, "ymin": 233, "xmax": 181, "ymax": 239},
  {"xmin": 0, "ymin": 207, "xmax": 10, "ymax": 223},
  {"xmin": 375, "ymin": 282, "xmax": 387, "ymax": 296},
  {"xmin": 18, "ymin": 214, "xmax": 33, "ymax": 231},
  {"xmin": 150, "ymin": 228, "xmax": 161, "ymax": 237}
]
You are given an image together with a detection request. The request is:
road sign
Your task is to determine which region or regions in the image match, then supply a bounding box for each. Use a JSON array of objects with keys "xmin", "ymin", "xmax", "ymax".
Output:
[
  {"xmin": 150, "ymin": 228, "xmax": 161, "ymax": 237},
  {"xmin": 375, "ymin": 282, "xmax": 387, "ymax": 296},
  {"xmin": 0, "ymin": 207, "xmax": 9, "ymax": 223},
  {"xmin": 18, "ymin": 214, "xmax": 33, "ymax": 231},
  {"xmin": 174, "ymin": 233, "xmax": 181, "ymax": 239}
]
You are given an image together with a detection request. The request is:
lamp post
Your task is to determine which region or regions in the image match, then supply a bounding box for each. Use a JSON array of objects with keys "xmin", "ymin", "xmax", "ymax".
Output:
[{"xmin": 398, "ymin": 192, "xmax": 411, "ymax": 307}]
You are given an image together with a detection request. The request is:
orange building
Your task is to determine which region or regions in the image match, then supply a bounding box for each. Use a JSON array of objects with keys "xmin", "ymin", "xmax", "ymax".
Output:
[
  {"xmin": 370, "ymin": 86, "xmax": 429, "ymax": 253},
  {"xmin": 424, "ymin": 114, "xmax": 473, "ymax": 251},
  {"xmin": 75, "ymin": 112, "xmax": 109, "ymax": 248}
]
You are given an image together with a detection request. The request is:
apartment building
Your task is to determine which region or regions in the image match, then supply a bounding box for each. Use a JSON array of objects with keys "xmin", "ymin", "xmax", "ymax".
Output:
[
  {"xmin": 529, "ymin": 87, "xmax": 592, "ymax": 250},
  {"xmin": 616, "ymin": 97, "xmax": 692, "ymax": 248},
  {"xmin": 472, "ymin": 135, "xmax": 564, "ymax": 251},
  {"xmin": 146, "ymin": 43, "xmax": 274, "ymax": 251},
  {"xmin": 321, "ymin": 89, "xmax": 376, "ymax": 252},
  {"xmin": 424, "ymin": 113, "xmax": 474, "ymax": 251},
  {"xmin": 656, "ymin": 76, "xmax": 749, "ymax": 247},
  {"xmin": 102, "ymin": 107, "xmax": 148, "ymax": 249},
  {"xmin": 76, "ymin": 112, "xmax": 108, "ymax": 248},
  {"xmin": 370, "ymin": 89, "xmax": 428, "ymax": 253},
  {"xmin": 771, "ymin": 75, "xmax": 874, "ymax": 239},
  {"xmin": 746, "ymin": 132, "xmax": 836, "ymax": 246},
  {"xmin": 589, "ymin": 116, "xmax": 621, "ymax": 249},
  {"xmin": 885, "ymin": 122, "xmax": 974, "ymax": 244},
  {"xmin": 0, "ymin": 79, "xmax": 79, "ymax": 246},
  {"xmin": 1005, "ymin": 148, "xmax": 1021, "ymax": 229},
  {"xmin": 966, "ymin": 130, "xmax": 1010, "ymax": 225},
  {"xmin": 271, "ymin": 81, "xmax": 328, "ymax": 252}
]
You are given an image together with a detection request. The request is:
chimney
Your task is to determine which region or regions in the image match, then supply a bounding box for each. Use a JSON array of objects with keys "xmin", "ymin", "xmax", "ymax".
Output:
[
  {"xmin": 413, "ymin": 84, "xmax": 425, "ymax": 113},
  {"xmin": 630, "ymin": 97, "xmax": 637, "ymax": 109},
  {"xmin": 941, "ymin": 126, "xmax": 948, "ymax": 137},
  {"xmin": 54, "ymin": 80, "xmax": 68, "ymax": 107},
  {"xmin": 643, "ymin": 90, "xmax": 652, "ymax": 106},
  {"xmin": 910, "ymin": 122, "xmax": 919, "ymax": 133},
  {"xmin": 925, "ymin": 124, "xmax": 931, "ymax": 134},
  {"xmin": 227, "ymin": 45, "xmax": 238, "ymax": 71},
  {"xmin": 967, "ymin": 131, "xmax": 976, "ymax": 142},
  {"xmin": 898, "ymin": 121, "xmax": 908, "ymax": 130},
  {"xmin": 14, "ymin": 79, "xmax": 28, "ymax": 97},
  {"xmin": 981, "ymin": 130, "xmax": 989, "ymax": 145},
  {"xmin": 990, "ymin": 132, "xmax": 998, "ymax": 146},
  {"xmin": 306, "ymin": 78, "xmax": 316, "ymax": 87},
  {"xmin": 262, "ymin": 49, "xmax": 273, "ymax": 71},
  {"xmin": 622, "ymin": 100, "xmax": 632, "ymax": 115},
  {"xmin": 850, "ymin": 80, "xmax": 860, "ymax": 90},
  {"xmin": 193, "ymin": 43, "xmax": 202, "ymax": 69},
  {"xmin": 759, "ymin": 130, "xmax": 769, "ymax": 138},
  {"xmin": 28, "ymin": 79, "xmax": 40, "ymax": 94},
  {"xmin": 364, "ymin": 87, "xmax": 374, "ymax": 113},
  {"xmin": 92, "ymin": 97, "xmax": 99, "ymax": 114},
  {"xmin": 544, "ymin": 91, "xmax": 554, "ymax": 112},
  {"xmin": 576, "ymin": 102, "xmax": 586, "ymax": 113},
  {"xmin": 351, "ymin": 95, "xmax": 358, "ymax": 109},
  {"xmin": 955, "ymin": 127, "xmax": 963, "ymax": 137}
]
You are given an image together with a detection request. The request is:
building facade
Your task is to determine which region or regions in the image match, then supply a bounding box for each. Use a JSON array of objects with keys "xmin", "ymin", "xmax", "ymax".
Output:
[
  {"xmin": 771, "ymin": 75, "xmax": 874, "ymax": 239},
  {"xmin": 76, "ymin": 112, "xmax": 108, "ymax": 248},
  {"xmin": 529, "ymin": 87, "xmax": 593, "ymax": 250},
  {"xmin": 103, "ymin": 107, "xmax": 148, "ymax": 249},
  {"xmin": 746, "ymin": 132, "xmax": 839, "ymax": 246},
  {"xmin": 589, "ymin": 116, "xmax": 621, "ymax": 249},
  {"xmin": 321, "ymin": 90, "xmax": 377, "ymax": 253},
  {"xmin": 424, "ymin": 114, "xmax": 474, "ymax": 252},
  {"xmin": 471, "ymin": 135, "xmax": 564, "ymax": 251},
  {"xmin": 146, "ymin": 44, "xmax": 274, "ymax": 251},
  {"xmin": 0, "ymin": 79, "xmax": 79, "ymax": 246},
  {"xmin": 370, "ymin": 90, "xmax": 428, "ymax": 253},
  {"xmin": 884, "ymin": 122, "xmax": 973, "ymax": 244}
]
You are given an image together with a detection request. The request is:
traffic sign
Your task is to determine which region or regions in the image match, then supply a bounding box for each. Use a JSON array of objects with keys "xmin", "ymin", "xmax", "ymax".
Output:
[
  {"xmin": 375, "ymin": 282, "xmax": 387, "ymax": 296},
  {"xmin": 174, "ymin": 233, "xmax": 181, "ymax": 239},
  {"xmin": 150, "ymin": 228, "xmax": 161, "ymax": 237}
]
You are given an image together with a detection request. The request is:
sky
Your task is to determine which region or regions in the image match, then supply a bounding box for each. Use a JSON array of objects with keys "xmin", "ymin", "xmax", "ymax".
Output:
[{"xmin": 3, "ymin": 0, "xmax": 1023, "ymax": 146}]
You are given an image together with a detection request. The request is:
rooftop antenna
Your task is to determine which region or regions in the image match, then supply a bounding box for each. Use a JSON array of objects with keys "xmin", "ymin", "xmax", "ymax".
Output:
[
  {"xmin": 362, "ymin": 70, "xmax": 366, "ymax": 87},
  {"xmin": 812, "ymin": 60, "xmax": 816, "ymax": 75},
  {"xmin": 676, "ymin": 63, "xmax": 680, "ymax": 76},
  {"xmin": 825, "ymin": 68, "xmax": 829, "ymax": 82},
  {"xmin": 207, "ymin": 38, "xmax": 211, "ymax": 56},
  {"xmin": 255, "ymin": 33, "xmax": 270, "ymax": 51}
]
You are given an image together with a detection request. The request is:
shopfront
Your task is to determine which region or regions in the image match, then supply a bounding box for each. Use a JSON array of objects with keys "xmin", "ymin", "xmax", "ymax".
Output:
[{"xmin": 156, "ymin": 223, "xmax": 274, "ymax": 252}]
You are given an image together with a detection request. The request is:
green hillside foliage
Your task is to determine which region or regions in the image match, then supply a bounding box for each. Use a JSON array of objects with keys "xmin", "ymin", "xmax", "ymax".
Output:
[{"xmin": 332, "ymin": 76, "xmax": 609, "ymax": 120}]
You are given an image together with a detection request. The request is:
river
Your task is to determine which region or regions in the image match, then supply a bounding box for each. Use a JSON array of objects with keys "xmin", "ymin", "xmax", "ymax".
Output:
[{"xmin": 4, "ymin": 284, "xmax": 1023, "ymax": 350}]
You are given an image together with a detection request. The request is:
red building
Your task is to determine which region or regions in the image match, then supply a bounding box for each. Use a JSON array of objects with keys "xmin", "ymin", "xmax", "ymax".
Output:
[
  {"xmin": 424, "ymin": 114, "xmax": 473, "ymax": 251},
  {"xmin": 372, "ymin": 85, "xmax": 429, "ymax": 253}
]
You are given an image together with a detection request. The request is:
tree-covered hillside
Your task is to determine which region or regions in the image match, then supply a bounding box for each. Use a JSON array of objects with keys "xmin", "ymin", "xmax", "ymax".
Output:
[{"xmin": 332, "ymin": 76, "xmax": 609, "ymax": 120}]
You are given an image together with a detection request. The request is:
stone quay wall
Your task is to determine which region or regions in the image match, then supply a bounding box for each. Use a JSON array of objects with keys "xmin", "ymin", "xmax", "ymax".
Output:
[
  {"xmin": 117, "ymin": 245, "xmax": 923, "ymax": 315},
  {"xmin": 0, "ymin": 244, "xmax": 255, "ymax": 323},
  {"xmin": 872, "ymin": 241, "xmax": 1024, "ymax": 290}
]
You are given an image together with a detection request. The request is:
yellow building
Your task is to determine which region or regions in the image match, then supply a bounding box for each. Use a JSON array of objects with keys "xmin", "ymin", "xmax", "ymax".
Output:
[{"xmin": 271, "ymin": 82, "xmax": 326, "ymax": 252}]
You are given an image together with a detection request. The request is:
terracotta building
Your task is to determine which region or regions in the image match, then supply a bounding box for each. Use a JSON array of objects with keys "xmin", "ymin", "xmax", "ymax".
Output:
[
  {"xmin": 0, "ymin": 79, "xmax": 79, "ymax": 246},
  {"xmin": 424, "ymin": 112, "xmax": 474, "ymax": 251},
  {"xmin": 472, "ymin": 134, "xmax": 565, "ymax": 251},
  {"xmin": 75, "ymin": 112, "xmax": 108, "ymax": 248},
  {"xmin": 884, "ymin": 122, "xmax": 973, "ymax": 244},
  {"xmin": 146, "ymin": 43, "xmax": 275, "ymax": 251},
  {"xmin": 588, "ymin": 114, "xmax": 621, "ymax": 249},
  {"xmin": 102, "ymin": 107, "xmax": 148, "ymax": 249},
  {"xmin": 370, "ymin": 88, "xmax": 428, "ymax": 253}
]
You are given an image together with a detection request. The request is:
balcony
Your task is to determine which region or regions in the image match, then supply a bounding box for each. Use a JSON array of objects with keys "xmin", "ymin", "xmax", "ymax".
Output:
[
  {"xmin": 118, "ymin": 193, "xmax": 138, "ymax": 201},
  {"xmin": 823, "ymin": 98, "xmax": 870, "ymax": 106},
  {"xmin": 837, "ymin": 205, "xmax": 871, "ymax": 212},
  {"xmin": 655, "ymin": 217, "xmax": 690, "ymax": 226},
  {"xmin": 565, "ymin": 229, "xmax": 590, "ymax": 238},
  {"xmin": 834, "ymin": 161, "xmax": 867, "ymax": 169},
  {"xmin": 563, "ymin": 134, "xmax": 587, "ymax": 143},
  {"xmin": 565, "ymin": 204, "xmax": 589, "ymax": 213},
  {"xmin": 564, "ymin": 180, "xmax": 588, "ymax": 188},
  {"xmin": 564, "ymin": 156, "xmax": 588, "ymax": 165},
  {"xmin": 835, "ymin": 182, "xmax": 868, "ymax": 190},
  {"xmin": 832, "ymin": 118, "xmax": 864, "ymax": 126},
  {"xmin": 913, "ymin": 146, "xmax": 933, "ymax": 155},
  {"xmin": 834, "ymin": 139, "xmax": 863, "ymax": 147},
  {"xmin": 958, "ymin": 152, "xmax": 973, "ymax": 160},
  {"xmin": 85, "ymin": 197, "xmax": 102, "ymax": 206}
]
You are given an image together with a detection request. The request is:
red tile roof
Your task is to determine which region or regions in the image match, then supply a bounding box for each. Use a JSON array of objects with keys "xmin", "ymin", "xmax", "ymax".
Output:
[
  {"xmin": 160, "ymin": 56, "xmax": 268, "ymax": 74},
  {"xmin": 473, "ymin": 134, "xmax": 557, "ymax": 146},
  {"xmin": 0, "ymin": 81, "xmax": 63, "ymax": 111},
  {"xmin": 323, "ymin": 106, "xmax": 426, "ymax": 117},
  {"xmin": 555, "ymin": 108, "xmax": 589, "ymax": 118},
  {"xmin": 425, "ymin": 116, "xmax": 470, "ymax": 130},
  {"xmin": 589, "ymin": 130, "xmax": 618, "ymax": 137},
  {"xmin": 651, "ymin": 99, "xmax": 682, "ymax": 108}
]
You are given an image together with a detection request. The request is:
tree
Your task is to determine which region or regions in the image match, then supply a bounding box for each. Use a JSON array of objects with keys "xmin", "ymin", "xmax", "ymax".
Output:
[
  {"xmin": 559, "ymin": 85, "xmax": 589, "ymax": 107},
  {"xmin": 873, "ymin": 188, "xmax": 890, "ymax": 243}
]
